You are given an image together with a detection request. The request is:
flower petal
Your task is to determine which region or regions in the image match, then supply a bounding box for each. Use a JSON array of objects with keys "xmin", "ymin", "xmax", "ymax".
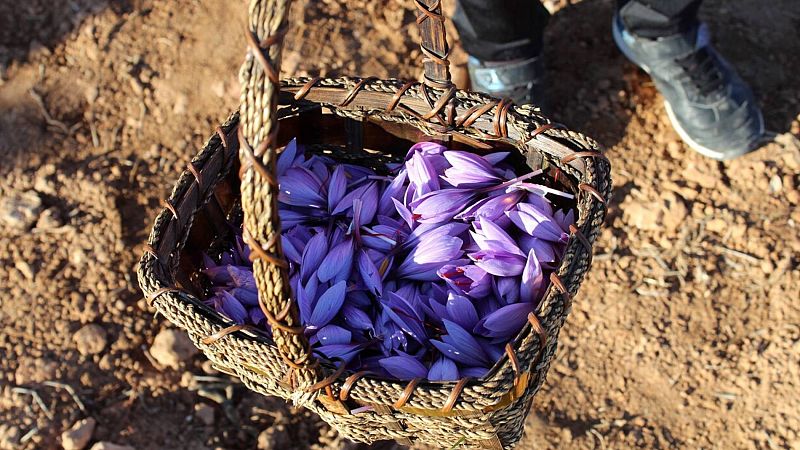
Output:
[
  {"xmin": 446, "ymin": 293, "xmax": 479, "ymax": 330},
  {"xmin": 428, "ymin": 357, "xmax": 459, "ymax": 382},
  {"xmin": 309, "ymin": 280, "xmax": 347, "ymax": 328},
  {"xmin": 327, "ymin": 165, "xmax": 347, "ymax": 212},
  {"xmin": 357, "ymin": 249, "xmax": 383, "ymax": 296},
  {"xmin": 342, "ymin": 304, "xmax": 374, "ymax": 331},
  {"xmin": 442, "ymin": 151, "xmax": 502, "ymax": 187},
  {"xmin": 474, "ymin": 302, "xmax": 534, "ymax": 338},
  {"xmin": 316, "ymin": 324, "xmax": 352, "ymax": 346},
  {"xmin": 300, "ymin": 232, "xmax": 329, "ymax": 283},
  {"xmin": 219, "ymin": 291, "xmax": 248, "ymax": 324},
  {"xmin": 520, "ymin": 248, "xmax": 544, "ymax": 303},
  {"xmin": 279, "ymin": 167, "xmax": 325, "ymax": 208},
  {"xmin": 470, "ymin": 249, "xmax": 526, "ymax": 276},
  {"xmin": 441, "ymin": 319, "xmax": 490, "ymax": 366},
  {"xmin": 317, "ymin": 238, "xmax": 354, "ymax": 283},
  {"xmin": 379, "ymin": 355, "xmax": 428, "ymax": 381}
]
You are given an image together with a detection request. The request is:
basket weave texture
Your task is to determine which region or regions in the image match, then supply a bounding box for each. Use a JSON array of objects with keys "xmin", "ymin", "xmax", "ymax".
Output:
[{"xmin": 137, "ymin": 1, "xmax": 612, "ymax": 448}]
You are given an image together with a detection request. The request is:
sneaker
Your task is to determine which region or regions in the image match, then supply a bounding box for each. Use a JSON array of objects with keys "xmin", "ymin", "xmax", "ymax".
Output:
[
  {"xmin": 467, "ymin": 54, "xmax": 547, "ymax": 110},
  {"xmin": 613, "ymin": 14, "xmax": 765, "ymax": 160}
]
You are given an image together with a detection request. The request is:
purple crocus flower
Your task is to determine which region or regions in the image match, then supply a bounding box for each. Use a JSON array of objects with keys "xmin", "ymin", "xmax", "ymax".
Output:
[
  {"xmin": 437, "ymin": 264, "xmax": 491, "ymax": 298},
  {"xmin": 441, "ymin": 151, "xmax": 502, "ymax": 187},
  {"xmin": 205, "ymin": 141, "xmax": 575, "ymax": 383}
]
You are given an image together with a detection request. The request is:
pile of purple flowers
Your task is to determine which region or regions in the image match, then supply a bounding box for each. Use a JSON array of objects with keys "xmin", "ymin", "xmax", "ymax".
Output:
[{"xmin": 202, "ymin": 140, "xmax": 574, "ymax": 381}]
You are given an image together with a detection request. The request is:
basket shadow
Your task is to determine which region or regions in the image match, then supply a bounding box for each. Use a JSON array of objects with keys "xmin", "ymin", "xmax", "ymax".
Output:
[{"xmin": 544, "ymin": 0, "xmax": 633, "ymax": 151}]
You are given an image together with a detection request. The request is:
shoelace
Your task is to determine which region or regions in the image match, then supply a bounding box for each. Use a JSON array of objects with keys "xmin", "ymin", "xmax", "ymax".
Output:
[{"xmin": 675, "ymin": 47, "xmax": 726, "ymax": 97}]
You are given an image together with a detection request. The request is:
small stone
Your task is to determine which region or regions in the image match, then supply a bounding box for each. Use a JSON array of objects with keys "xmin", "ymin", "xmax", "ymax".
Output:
[
  {"xmin": 769, "ymin": 174, "xmax": 783, "ymax": 193},
  {"xmin": 666, "ymin": 141, "xmax": 682, "ymax": 158},
  {"xmin": 172, "ymin": 94, "xmax": 188, "ymax": 115},
  {"xmin": 150, "ymin": 329, "xmax": 198, "ymax": 369},
  {"xmin": 36, "ymin": 207, "xmax": 63, "ymax": 230},
  {"xmin": 787, "ymin": 190, "xmax": 800, "ymax": 204},
  {"xmin": 62, "ymin": 417, "xmax": 96, "ymax": 450},
  {"xmin": 0, "ymin": 191, "xmax": 42, "ymax": 231},
  {"xmin": 559, "ymin": 427, "xmax": 573, "ymax": 444},
  {"xmin": 15, "ymin": 260, "xmax": 34, "ymax": 280},
  {"xmin": 194, "ymin": 403, "xmax": 215, "ymax": 425},
  {"xmin": 257, "ymin": 425, "xmax": 290, "ymax": 450},
  {"xmin": 73, "ymin": 324, "xmax": 108, "ymax": 356},
  {"xmin": 85, "ymin": 85, "xmax": 99, "ymax": 104},
  {"xmin": 706, "ymin": 218, "xmax": 728, "ymax": 234},
  {"xmin": 89, "ymin": 442, "xmax": 135, "ymax": 450}
]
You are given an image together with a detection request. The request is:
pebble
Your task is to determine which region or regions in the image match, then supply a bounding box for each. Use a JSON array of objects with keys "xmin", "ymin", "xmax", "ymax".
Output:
[
  {"xmin": 35, "ymin": 207, "xmax": 63, "ymax": 230},
  {"xmin": 0, "ymin": 191, "xmax": 42, "ymax": 231},
  {"xmin": 257, "ymin": 425, "xmax": 290, "ymax": 450},
  {"xmin": 769, "ymin": 174, "xmax": 783, "ymax": 193},
  {"xmin": 89, "ymin": 442, "xmax": 135, "ymax": 450},
  {"xmin": 150, "ymin": 328, "xmax": 198, "ymax": 369},
  {"xmin": 194, "ymin": 403, "xmax": 215, "ymax": 426},
  {"xmin": 787, "ymin": 190, "xmax": 800, "ymax": 204},
  {"xmin": 73, "ymin": 324, "xmax": 108, "ymax": 356},
  {"xmin": 14, "ymin": 260, "xmax": 34, "ymax": 280},
  {"xmin": 62, "ymin": 417, "xmax": 96, "ymax": 450}
]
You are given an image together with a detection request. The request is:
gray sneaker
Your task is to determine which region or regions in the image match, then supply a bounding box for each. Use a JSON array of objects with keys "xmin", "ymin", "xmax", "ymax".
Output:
[
  {"xmin": 468, "ymin": 55, "xmax": 547, "ymax": 110},
  {"xmin": 613, "ymin": 14, "xmax": 765, "ymax": 160}
]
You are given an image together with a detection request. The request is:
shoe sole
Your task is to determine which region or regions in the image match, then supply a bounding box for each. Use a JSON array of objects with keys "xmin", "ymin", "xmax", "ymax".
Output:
[{"xmin": 611, "ymin": 14, "xmax": 765, "ymax": 161}]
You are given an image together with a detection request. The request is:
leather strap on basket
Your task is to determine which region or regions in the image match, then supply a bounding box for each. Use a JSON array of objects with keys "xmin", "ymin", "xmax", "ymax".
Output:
[{"xmin": 238, "ymin": 0, "xmax": 322, "ymax": 398}]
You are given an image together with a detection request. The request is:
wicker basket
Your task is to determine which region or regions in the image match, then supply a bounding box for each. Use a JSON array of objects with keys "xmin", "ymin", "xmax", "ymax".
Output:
[{"xmin": 137, "ymin": 0, "xmax": 611, "ymax": 448}]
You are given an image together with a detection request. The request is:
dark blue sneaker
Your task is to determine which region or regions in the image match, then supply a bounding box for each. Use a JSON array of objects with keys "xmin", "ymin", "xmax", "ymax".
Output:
[
  {"xmin": 468, "ymin": 54, "xmax": 547, "ymax": 110},
  {"xmin": 613, "ymin": 14, "xmax": 765, "ymax": 160}
]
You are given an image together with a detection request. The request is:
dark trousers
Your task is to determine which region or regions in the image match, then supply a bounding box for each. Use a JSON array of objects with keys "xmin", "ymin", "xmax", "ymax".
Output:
[{"xmin": 453, "ymin": 0, "xmax": 703, "ymax": 61}]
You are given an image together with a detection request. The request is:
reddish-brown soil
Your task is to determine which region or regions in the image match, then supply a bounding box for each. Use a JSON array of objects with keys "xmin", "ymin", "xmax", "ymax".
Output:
[{"xmin": 1, "ymin": 1, "xmax": 798, "ymax": 449}]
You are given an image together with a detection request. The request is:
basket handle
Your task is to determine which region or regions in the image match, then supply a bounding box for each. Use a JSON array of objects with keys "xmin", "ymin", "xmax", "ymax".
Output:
[{"xmin": 237, "ymin": 0, "xmax": 452, "ymax": 392}]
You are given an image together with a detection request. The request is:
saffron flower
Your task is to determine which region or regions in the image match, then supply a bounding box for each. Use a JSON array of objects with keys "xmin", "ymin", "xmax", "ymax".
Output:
[{"xmin": 201, "ymin": 139, "xmax": 575, "ymax": 382}]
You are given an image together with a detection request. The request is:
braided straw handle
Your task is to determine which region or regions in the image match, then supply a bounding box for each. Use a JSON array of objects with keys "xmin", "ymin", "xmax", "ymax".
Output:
[{"xmin": 237, "ymin": 0, "xmax": 452, "ymax": 395}]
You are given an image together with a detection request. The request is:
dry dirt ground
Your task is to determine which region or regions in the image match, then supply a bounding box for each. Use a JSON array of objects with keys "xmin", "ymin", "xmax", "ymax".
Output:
[{"xmin": 1, "ymin": 0, "xmax": 799, "ymax": 449}]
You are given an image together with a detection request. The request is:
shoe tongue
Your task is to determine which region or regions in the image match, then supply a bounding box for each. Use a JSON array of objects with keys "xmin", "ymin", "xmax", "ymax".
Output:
[{"xmin": 656, "ymin": 23, "xmax": 707, "ymax": 59}]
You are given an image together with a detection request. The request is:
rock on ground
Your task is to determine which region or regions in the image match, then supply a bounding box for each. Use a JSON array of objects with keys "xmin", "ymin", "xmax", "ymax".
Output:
[
  {"xmin": 61, "ymin": 417, "xmax": 96, "ymax": 450},
  {"xmin": 0, "ymin": 191, "xmax": 42, "ymax": 231},
  {"xmin": 150, "ymin": 328, "xmax": 198, "ymax": 369},
  {"xmin": 73, "ymin": 324, "xmax": 108, "ymax": 356}
]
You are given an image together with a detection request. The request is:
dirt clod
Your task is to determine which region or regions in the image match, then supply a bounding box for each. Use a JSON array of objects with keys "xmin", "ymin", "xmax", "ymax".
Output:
[
  {"xmin": 150, "ymin": 328, "xmax": 198, "ymax": 369},
  {"xmin": 61, "ymin": 418, "xmax": 96, "ymax": 450},
  {"xmin": 257, "ymin": 424, "xmax": 291, "ymax": 450},
  {"xmin": 73, "ymin": 324, "xmax": 108, "ymax": 356}
]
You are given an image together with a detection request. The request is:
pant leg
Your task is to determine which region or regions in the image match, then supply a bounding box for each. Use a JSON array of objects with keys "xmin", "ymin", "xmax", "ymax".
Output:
[
  {"xmin": 617, "ymin": 0, "xmax": 703, "ymax": 38},
  {"xmin": 453, "ymin": 0, "xmax": 550, "ymax": 61}
]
